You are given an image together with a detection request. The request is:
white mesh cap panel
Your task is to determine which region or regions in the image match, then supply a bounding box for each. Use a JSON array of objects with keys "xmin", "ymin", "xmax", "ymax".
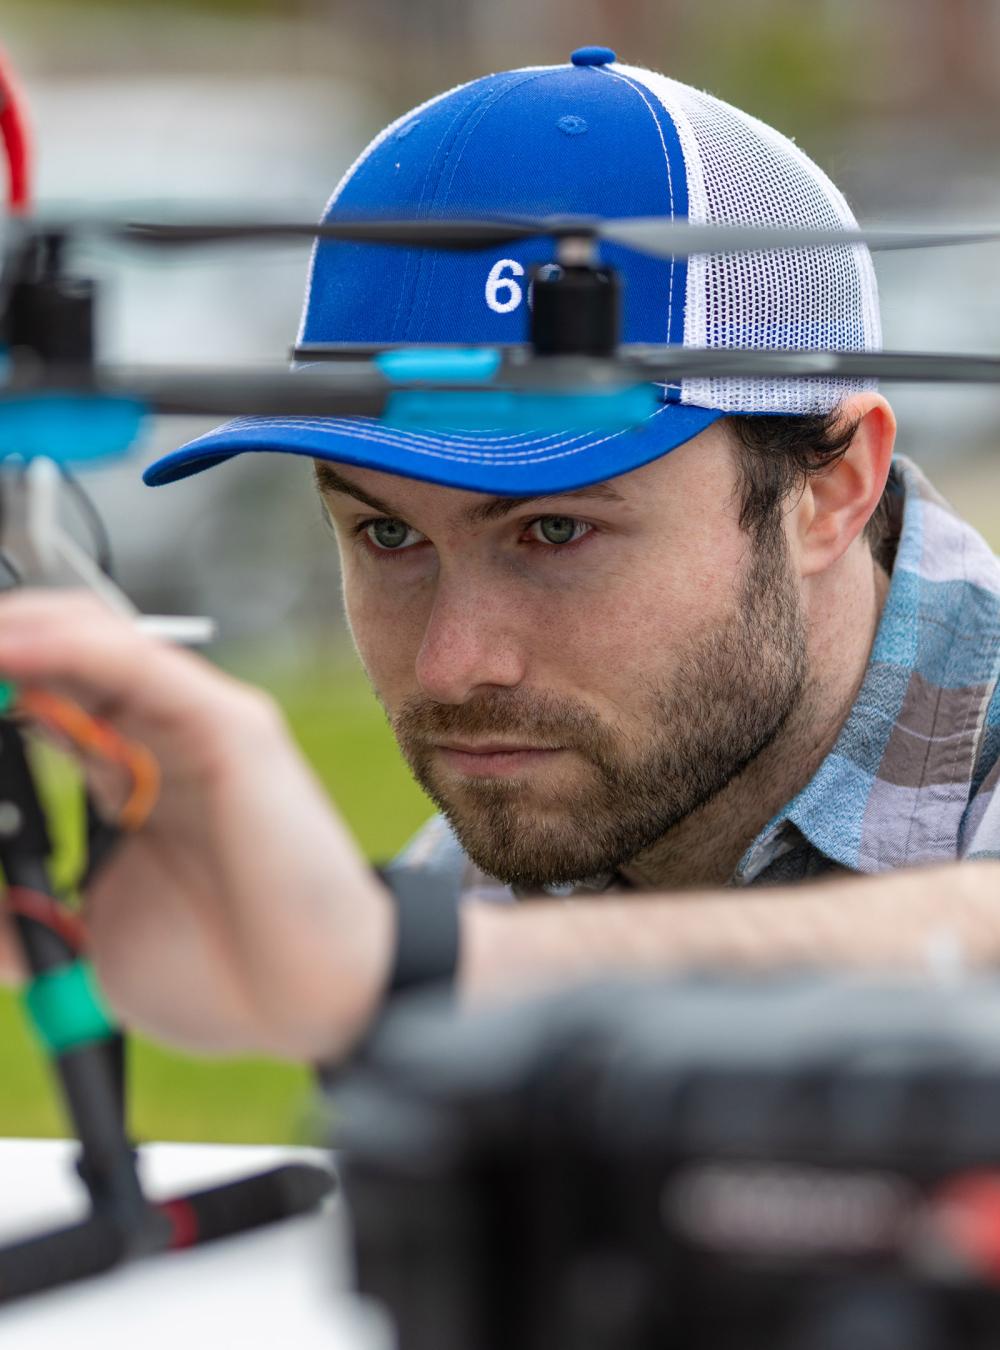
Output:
[{"xmin": 613, "ymin": 65, "xmax": 882, "ymax": 413}]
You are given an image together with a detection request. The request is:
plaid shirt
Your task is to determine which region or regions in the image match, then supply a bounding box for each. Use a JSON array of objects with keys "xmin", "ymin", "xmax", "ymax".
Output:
[{"xmin": 389, "ymin": 456, "xmax": 1000, "ymax": 902}]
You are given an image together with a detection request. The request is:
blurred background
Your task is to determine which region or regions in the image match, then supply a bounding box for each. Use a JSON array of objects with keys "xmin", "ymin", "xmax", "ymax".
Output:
[{"xmin": 1, "ymin": 0, "xmax": 999, "ymax": 1142}]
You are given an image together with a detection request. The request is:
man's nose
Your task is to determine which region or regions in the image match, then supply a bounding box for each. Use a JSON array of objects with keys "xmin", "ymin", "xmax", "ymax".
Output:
[{"xmin": 414, "ymin": 575, "xmax": 527, "ymax": 705}]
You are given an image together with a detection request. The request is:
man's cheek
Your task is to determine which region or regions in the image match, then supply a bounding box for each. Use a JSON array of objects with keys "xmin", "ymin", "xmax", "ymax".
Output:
[{"xmin": 347, "ymin": 603, "xmax": 423, "ymax": 705}]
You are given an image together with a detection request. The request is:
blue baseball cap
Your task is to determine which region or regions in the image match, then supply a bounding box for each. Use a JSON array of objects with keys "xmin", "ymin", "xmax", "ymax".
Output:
[{"xmin": 144, "ymin": 48, "xmax": 880, "ymax": 493}]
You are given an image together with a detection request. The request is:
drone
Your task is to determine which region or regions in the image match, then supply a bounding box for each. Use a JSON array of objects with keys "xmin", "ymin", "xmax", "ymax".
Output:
[{"xmin": 2, "ymin": 41, "xmax": 1000, "ymax": 1305}]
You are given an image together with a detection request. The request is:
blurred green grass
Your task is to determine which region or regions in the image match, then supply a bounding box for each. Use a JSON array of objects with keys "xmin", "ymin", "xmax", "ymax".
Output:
[{"xmin": 0, "ymin": 647, "xmax": 432, "ymax": 1143}]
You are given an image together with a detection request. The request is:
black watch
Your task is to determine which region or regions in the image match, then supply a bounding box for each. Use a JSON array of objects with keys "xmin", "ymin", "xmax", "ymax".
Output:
[
  {"xmin": 376, "ymin": 860, "xmax": 461, "ymax": 995},
  {"xmin": 313, "ymin": 858, "xmax": 461, "ymax": 1089}
]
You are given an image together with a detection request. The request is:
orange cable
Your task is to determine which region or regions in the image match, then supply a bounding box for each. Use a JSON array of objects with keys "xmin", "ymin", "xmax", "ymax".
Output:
[{"xmin": 16, "ymin": 689, "xmax": 160, "ymax": 830}]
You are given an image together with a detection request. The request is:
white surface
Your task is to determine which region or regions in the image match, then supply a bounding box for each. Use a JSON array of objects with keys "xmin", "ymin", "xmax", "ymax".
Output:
[{"xmin": 0, "ymin": 1139, "xmax": 391, "ymax": 1350}]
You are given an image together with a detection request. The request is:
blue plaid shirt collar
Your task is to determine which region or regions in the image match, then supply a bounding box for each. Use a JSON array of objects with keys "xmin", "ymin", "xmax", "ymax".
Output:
[{"xmin": 733, "ymin": 455, "xmax": 1000, "ymax": 885}]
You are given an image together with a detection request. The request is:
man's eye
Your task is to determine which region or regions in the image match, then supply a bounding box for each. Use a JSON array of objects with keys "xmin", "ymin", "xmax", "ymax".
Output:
[
  {"xmin": 365, "ymin": 518, "xmax": 422, "ymax": 551},
  {"xmin": 529, "ymin": 516, "xmax": 590, "ymax": 546}
]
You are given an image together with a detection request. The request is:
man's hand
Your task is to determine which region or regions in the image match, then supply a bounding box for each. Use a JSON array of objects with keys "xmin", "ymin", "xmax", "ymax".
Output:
[{"xmin": 0, "ymin": 589, "xmax": 394, "ymax": 1061}]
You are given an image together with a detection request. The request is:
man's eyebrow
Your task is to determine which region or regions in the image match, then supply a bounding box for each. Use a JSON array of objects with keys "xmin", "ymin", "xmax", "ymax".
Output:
[
  {"xmin": 313, "ymin": 461, "xmax": 626, "ymax": 523},
  {"xmin": 313, "ymin": 462, "xmax": 399, "ymax": 516},
  {"xmin": 462, "ymin": 482, "xmax": 626, "ymax": 524}
]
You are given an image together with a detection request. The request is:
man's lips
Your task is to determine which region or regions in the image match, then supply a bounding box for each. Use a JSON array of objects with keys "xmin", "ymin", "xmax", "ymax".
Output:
[
  {"xmin": 434, "ymin": 741, "xmax": 565, "ymax": 778},
  {"xmin": 438, "ymin": 740, "xmax": 556, "ymax": 754}
]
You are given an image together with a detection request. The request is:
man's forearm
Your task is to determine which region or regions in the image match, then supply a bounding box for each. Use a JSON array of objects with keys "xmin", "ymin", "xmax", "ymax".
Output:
[{"xmin": 460, "ymin": 861, "xmax": 1000, "ymax": 999}]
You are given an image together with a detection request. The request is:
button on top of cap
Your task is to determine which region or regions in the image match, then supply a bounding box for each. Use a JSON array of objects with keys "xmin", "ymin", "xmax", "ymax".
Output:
[{"xmin": 570, "ymin": 46, "xmax": 617, "ymax": 66}]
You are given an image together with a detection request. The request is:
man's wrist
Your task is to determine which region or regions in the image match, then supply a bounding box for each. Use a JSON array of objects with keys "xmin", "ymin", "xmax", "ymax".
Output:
[{"xmin": 458, "ymin": 862, "xmax": 1000, "ymax": 1005}]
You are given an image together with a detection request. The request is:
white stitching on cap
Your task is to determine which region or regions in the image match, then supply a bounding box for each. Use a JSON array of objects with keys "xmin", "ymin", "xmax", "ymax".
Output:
[
  {"xmin": 192, "ymin": 411, "xmax": 611, "ymax": 450},
  {"xmin": 182, "ymin": 417, "xmax": 607, "ymax": 455},
  {"xmin": 596, "ymin": 65, "xmax": 675, "ymax": 343},
  {"xmin": 181, "ymin": 416, "xmax": 595, "ymax": 453},
  {"xmin": 182, "ymin": 406, "xmax": 671, "ymax": 467},
  {"xmin": 184, "ymin": 420, "xmax": 595, "ymax": 459}
]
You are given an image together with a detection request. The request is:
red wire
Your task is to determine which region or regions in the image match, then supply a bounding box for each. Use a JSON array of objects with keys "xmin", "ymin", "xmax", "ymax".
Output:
[
  {"xmin": 0, "ymin": 46, "xmax": 30, "ymax": 212},
  {"xmin": 3, "ymin": 886, "xmax": 89, "ymax": 954},
  {"xmin": 158, "ymin": 1197, "xmax": 200, "ymax": 1250}
]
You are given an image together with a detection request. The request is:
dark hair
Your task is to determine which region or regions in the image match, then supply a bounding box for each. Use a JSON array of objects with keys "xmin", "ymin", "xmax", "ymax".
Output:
[{"xmin": 725, "ymin": 411, "xmax": 894, "ymax": 564}]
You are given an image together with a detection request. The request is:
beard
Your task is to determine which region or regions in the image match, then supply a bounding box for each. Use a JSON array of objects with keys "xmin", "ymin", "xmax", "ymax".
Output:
[{"xmin": 391, "ymin": 535, "xmax": 808, "ymax": 891}]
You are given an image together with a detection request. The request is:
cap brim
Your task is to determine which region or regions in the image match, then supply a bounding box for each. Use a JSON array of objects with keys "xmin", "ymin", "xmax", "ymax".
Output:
[{"xmin": 142, "ymin": 401, "xmax": 724, "ymax": 494}]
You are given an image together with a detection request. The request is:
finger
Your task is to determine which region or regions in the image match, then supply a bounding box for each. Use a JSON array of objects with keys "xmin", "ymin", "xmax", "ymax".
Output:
[
  {"xmin": 0, "ymin": 589, "xmax": 204, "ymax": 708},
  {"xmin": 0, "ymin": 589, "xmax": 254, "ymax": 738},
  {"xmin": 0, "ymin": 591, "xmax": 288, "ymax": 814}
]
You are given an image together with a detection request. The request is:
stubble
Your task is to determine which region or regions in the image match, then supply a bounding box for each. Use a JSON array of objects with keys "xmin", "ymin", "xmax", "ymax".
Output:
[{"xmin": 392, "ymin": 537, "xmax": 808, "ymax": 890}]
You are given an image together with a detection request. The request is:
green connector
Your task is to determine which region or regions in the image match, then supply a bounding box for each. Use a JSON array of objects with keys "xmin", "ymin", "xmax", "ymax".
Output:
[
  {"xmin": 0, "ymin": 680, "xmax": 18, "ymax": 713},
  {"xmin": 21, "ymin": 961, "xmax": 118, "ymax": 1055}
]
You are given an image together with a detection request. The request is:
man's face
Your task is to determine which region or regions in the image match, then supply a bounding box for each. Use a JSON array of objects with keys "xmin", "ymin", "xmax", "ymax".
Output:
[{"xmin": 318, "ymin": 424, "xmax": 807, "ymax": 890}]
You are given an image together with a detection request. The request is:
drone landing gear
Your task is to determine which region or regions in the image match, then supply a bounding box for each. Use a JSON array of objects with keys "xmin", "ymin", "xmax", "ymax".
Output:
[{"xmin": 0, "ymin": 716, "xmax": 333, "ymax": 1303}]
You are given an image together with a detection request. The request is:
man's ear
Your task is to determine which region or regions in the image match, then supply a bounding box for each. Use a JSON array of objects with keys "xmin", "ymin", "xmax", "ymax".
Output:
[{"xmin": 795, "ymin": 394, "xmax": 896, "ymax": 577}]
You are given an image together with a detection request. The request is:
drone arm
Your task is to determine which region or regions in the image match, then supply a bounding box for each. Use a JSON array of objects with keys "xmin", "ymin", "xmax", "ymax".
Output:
[
  {"xmin": 0, "ymin": 457, "xmax": 135, "ymax": 607},
  {"xmin": 28, "ymin": 457, "xmax": 136, "ymax": 611},
  {"xmin": 1, "ymin": 458, "xmax": 216, "ymax": 642},
  {"xmin": 0, "ymin": 717, "xmax": 147, "ymax": 1234}
]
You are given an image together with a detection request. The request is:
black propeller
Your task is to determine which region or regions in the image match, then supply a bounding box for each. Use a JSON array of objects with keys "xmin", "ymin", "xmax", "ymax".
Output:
[
  {"xmin": 6, "ymin": 212, "xmax": 1000, "ymax": 260},
  {"xmin": 120, "ymin": 215, "xmax": 1000, "ymax": 259}
]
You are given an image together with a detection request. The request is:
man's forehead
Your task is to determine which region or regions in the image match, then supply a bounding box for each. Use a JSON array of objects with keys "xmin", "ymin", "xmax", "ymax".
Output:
[{"xmin": 312, "ymin": 459, "xmax": 630, "ymax": 525}]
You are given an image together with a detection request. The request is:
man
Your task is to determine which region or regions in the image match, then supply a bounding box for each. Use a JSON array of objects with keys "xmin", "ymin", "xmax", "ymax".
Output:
[{"xmin": 0, "ymin": 51, "xmax": 998, "ymax": 1063}]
